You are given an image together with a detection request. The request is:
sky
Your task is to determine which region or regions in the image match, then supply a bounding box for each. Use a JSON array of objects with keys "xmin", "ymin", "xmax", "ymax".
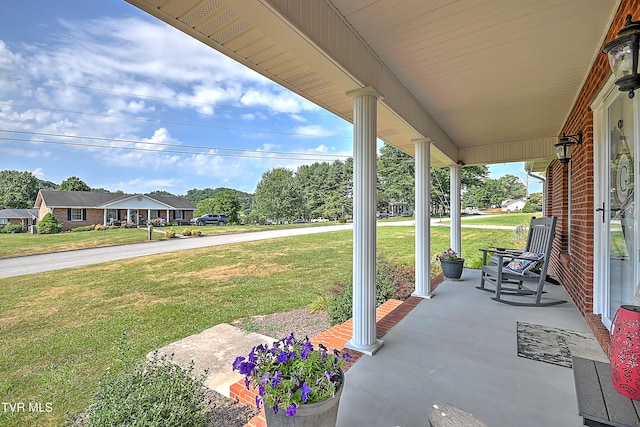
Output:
[{"xmin": 0, "ymin": 1, "xmax": 540, "ymax": 196}]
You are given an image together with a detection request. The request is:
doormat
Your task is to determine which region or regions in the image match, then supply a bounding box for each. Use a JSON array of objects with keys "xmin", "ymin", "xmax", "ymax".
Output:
[{"xmin": 516, "ymin": 322, "xmax": 606, "ymax": 368}]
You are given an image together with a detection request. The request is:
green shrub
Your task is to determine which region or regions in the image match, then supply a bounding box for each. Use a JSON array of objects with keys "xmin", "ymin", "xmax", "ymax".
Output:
[
  {"xmin": 181, "ymin": 228, "xmax": 192, "ymax": 236},
  {"xmin": 338, "ymin": 218, "xmax": 347, "ymax": 223},
  {"xmin": 164, "ymin": 230, "xmax": 176, "ymax": 239},
  {"xmin": 85, "ymin": 352, "xmax": 209, "ymax": 427},
  {"xmin": 37, "ymin": 213, "xmax": 62, "ymax": 234},
  {"xmin": 522, "ymin": 201, "xmax": 534, "ymax": 213},
  {"xmin": 0, "ymin": 224, "xmax": 24, "ymax": 233},
  {"xmin": 72, "ymin": 225, "xmax": 96, "ymax": 232},
  {"xmin": 328, "ymin": 253, "xmax": 415, "ymax": 325}
]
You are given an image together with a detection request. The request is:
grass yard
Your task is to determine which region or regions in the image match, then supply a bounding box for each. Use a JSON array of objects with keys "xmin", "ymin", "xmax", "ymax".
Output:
[
  {"xmin": 0, "ymin": 228, "xmax": 150, "ymax": 258},
  {"xmin": 0, "ymin": 223, "xmax": 332, "ymax": 259},
  {"xmin": 0, "ymin": 225, "xmax": 524, "ymax": 426}
]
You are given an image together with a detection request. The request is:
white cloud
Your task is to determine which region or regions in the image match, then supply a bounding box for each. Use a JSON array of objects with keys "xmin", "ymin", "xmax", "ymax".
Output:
[
  {"xmin": 294, "ymin": 125, "xmax": 335, "ymax": 138},
  {"xmin": 240, "ymin": 88, "xmax": 319, "ymax": 114}
]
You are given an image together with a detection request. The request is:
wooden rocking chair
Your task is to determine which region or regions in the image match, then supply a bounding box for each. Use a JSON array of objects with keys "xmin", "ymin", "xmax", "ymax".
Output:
[{"xmin": 479, "ymin": 216, "xmax": 566, "ymax": 306}]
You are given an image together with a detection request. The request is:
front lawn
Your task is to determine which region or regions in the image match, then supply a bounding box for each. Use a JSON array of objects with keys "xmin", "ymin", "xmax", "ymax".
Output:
[{"xmin": 0, "ymin": 225, "xmax": 522, "ymax": 426}]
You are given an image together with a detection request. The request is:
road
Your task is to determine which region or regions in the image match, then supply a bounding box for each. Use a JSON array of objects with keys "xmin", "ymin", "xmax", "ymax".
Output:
[
  {"xmin": 0, "ymin": 218, "xmax": 514, "ymax": 279},
  {"xmin": 0, "ymin": 224, "xmax": 352, "ymax": 279}
]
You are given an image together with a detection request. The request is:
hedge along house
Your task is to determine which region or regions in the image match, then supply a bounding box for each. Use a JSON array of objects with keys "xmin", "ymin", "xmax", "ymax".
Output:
[
  {"xmin": 127, "ymin": 0, "xmax": 631, "ymax": 354},
  {"xmin": 34, "ymin": 190, "xmax": 196, "ymax": 231}
]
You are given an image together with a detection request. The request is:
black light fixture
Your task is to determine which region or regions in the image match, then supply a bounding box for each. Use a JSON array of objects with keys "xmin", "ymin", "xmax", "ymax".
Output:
[
  {"xmin": 603, "ymin": 14, "xmax": 640, "ymax": 99},
  {"xmin": 554, "ymin": 130, "xmax": 583, "ymax": 164}
]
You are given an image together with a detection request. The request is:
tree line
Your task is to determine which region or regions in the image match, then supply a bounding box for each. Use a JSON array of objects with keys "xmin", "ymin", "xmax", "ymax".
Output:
[{"xmin": 0, "ymin": 144, "xmax": 535, "ymax": 224}]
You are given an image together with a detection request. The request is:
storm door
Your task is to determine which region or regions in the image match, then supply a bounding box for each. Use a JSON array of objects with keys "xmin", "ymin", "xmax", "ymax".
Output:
[{"xmin": 600, "ymin": 91, "xmax": 637, "ymax": 326}]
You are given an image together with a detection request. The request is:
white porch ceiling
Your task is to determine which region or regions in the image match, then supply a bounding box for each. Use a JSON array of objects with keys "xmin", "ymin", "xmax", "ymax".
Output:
[{"xmin": 126, "ymin": 0, "xmax": 619, "ymax": 170}]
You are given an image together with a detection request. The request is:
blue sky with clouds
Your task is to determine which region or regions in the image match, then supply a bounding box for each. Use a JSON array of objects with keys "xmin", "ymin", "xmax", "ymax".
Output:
[{"xmin": 0, "ymin": 1, "xmax": 539, "ymax": 195}]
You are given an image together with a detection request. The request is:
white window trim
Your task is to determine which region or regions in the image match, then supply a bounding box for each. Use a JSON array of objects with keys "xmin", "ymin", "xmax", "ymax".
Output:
[{"xmin": 70, "ymin": 208, "xmax": 83, "ymax": 221}]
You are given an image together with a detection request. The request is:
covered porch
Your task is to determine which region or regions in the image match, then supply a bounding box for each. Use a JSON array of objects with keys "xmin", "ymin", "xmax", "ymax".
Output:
[
  {"xmin": 124, "ymin": 0, "xmax": 625, "ymax": 357},
  {"xmin": 337, "ymin": 269, "xmax": 607, "ymax": 426}
]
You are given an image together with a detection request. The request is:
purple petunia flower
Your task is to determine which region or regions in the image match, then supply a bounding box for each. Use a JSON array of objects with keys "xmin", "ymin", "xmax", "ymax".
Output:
[
  {"xmin": 255, "ymin": 395, "xmax": 261, "ymax": 411},
  {"xmin": 232, "ymin": 356, "xmax": 244, "ymax": 371},
  {"xmin": 277, "ymin": 350, "xmax": 288, "ymax": 363},
  {"xmin": 261, "ymin": 372, "xmax": 270, "ymax": 384},
  {"xmin": 301, "ymin": 382, "xmax": 312, "ymax": 402},
  {"xmin": 286, "ymin": 404, "xmax": 297, "ymax": 416},
  {"xmin": 301, "ymin": 340, "xmax": 313, "ymax": 360},
  {"xmin": 271, "ymin": 370, "xmax": 282, "ymax": 387}
]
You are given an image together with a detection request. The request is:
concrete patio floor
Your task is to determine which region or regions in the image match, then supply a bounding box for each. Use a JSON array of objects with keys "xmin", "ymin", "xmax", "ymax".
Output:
[{"xmin": 336, "ymin": 268, "xmax": 608, "ymax": 427}]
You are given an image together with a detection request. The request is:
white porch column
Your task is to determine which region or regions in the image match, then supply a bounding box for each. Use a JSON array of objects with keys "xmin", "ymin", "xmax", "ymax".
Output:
[
  {"xmin": 345, "ymin": 87, "xmax": 383, "ymax": 356},
  {"xmin": 449, "ymin": 164, "xmax": 462, "ymax": 256},
  {"xmin": 166, "ymin": 210, "xmax": 170, "ymax": 223},
  {"xmin": 127, "ymin": 209, "xmax": 131, "ymax": 222},
  {"xmin": 103, "ymin": 210, "xmax": 107, "ymax": 226},
  {"xmin": 413, "ymin": 138, "xmax": 434, "ymax": 298}
]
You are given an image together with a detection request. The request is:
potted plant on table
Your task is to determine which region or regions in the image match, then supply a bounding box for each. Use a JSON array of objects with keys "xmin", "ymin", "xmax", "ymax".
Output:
[
  {"xmin": 435, "ymin": 248, "xmax": 465, "ymax": 280},
  {"xmin": 233, "ymin": 332, "xmax": 351, "ymax": 427}
]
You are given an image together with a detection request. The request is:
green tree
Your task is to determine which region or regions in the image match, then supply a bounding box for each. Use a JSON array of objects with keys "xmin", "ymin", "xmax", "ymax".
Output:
[
  {"xmin": 195, "ymin": 198, "xmax": 217, "ymax": 217},
  {"xmin": 252, "ymin": 168, "xmax": 302, "ymax": 224},
  {"xmin": 215, "ymin": 189, "xmax": 241, "ymax": 224},
  {"xmin": 37, "ymin": 213, "xmax": 62, "ymax": 234},
  {"xmin": 196, "ymin": 190, "xmax": 241, "ymax": 223},
  {"xmin": 378, "ymin": 144, "xmax": 415, "ymax": 211},
  {"xmin": 522, "ymin": 201, "xmax": 534, "ymax": 213},
  {"xmin": 528, "ymin": 192, "xmax": 543, "ymax": 207},
  {"xmin": 59, "ymin": 176, "xmax": 91, "ymax": 192},
  {"xmin": 186, "ymin": 187, "xmax": 253, "ymax": 213},
  {"xmin": 0, "ymin": 170, "xmax": 39, "ymax": 209},
  {"xmin": 462, "ymin": 174, "xmax": 526, "ymax": 208}
]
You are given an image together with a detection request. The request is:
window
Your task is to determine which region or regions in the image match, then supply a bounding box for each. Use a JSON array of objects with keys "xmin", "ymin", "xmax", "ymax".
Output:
[
  {"xmin": 175, "ymin": 210, "xmax": 183, "ymax": 220},
  {"xmin": 150, "ymin": 210, "xmax": 160, "ymax": 218},
  {"xmin": 0, "ymin": 218, "xmax": 8, "ymax": 225},
  {"xmin": 107, "ymin": 209, "xmax": 118, "ymax": 221},
  {"xmin": 70, "ymin": 208, "xmax": 83, "ymax": 221}
]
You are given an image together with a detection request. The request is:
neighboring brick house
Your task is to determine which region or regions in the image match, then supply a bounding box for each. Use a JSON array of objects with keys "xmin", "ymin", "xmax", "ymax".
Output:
[
  {"xmin": 34, "ymin": 190, "xmax": 196, "ymax": 231},
  {"xmin": 0, "ymin": 208, "xmax": 38, "ymax": 231},
  {"xmin": 547, "ymin": 0, "xmax": 640, "ymax": 353}
]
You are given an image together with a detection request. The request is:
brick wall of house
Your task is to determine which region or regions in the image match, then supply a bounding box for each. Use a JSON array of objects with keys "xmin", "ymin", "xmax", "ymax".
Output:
[
  {"xmin": 51, "ymin": 208, "xmax": 105, "ymax": 231},
  {"xmin": 547, "ymin": 0, "xmax": 640, "ymax": 352}
]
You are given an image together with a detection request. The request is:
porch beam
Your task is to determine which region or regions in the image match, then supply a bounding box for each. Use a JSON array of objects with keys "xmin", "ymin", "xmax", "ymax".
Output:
[
  {"xmin": 450, "ymin": 164, "xmax": 462, "ymax": 256},
  {"xmin": 413, "ymin": 138, "xmax": 434, "ymax": 298},
  {"xmin": 345, "ymin": 86, "xmax": 383, "ymax": 356}
]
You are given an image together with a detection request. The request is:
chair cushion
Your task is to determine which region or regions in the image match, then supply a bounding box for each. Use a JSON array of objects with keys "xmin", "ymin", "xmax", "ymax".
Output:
[
  {"xmin": 504, "ymin": 256, "xmax": 542, "ymax": 275},
  {"xmin": 518, "ymin": 252, "xmax": 545, "ymax": 261}
]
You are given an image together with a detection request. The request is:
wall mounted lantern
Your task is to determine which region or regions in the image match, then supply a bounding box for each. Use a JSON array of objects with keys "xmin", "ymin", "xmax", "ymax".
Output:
[
  {"xmin": 554, "ymin": 130, "xmax": 583, "ymax": 164},
  {"xmin": 603, "ymin": 14, "xmax": 640, "ymax": 99}
]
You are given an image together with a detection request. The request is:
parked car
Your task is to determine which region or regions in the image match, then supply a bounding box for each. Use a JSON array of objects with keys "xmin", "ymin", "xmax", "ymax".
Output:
[{"xmin": 190, "ymin": 213, "xmax": 228, "ymax": 226}]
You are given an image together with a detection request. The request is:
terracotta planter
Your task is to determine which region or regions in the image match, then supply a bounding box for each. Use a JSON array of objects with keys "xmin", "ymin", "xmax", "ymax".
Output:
[
  {"xmin": 441, "ymin": 258, "xmax": 464, "ymax": 280},
  {"xmin": 264, "ymin": 371, "xmax": 344, "ymax": 427}
]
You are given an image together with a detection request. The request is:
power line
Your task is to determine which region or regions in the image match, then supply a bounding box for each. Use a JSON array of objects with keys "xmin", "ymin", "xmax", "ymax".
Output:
[{"xmin": 0, "ymin": 129, "xmax": 350, "ymax": 159}]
